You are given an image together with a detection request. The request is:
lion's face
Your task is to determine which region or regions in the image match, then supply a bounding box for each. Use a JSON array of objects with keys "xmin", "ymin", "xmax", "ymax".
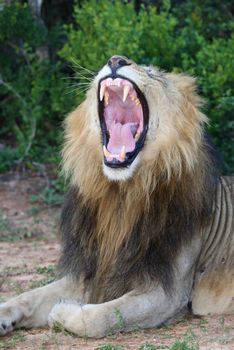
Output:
[
  {"xmin": 87, "ymin": 56, "xmax": 205, "ymax": 181},
  {"xmin": 64, "ymin": 56, "xmax": 206, "ymax": 184}
]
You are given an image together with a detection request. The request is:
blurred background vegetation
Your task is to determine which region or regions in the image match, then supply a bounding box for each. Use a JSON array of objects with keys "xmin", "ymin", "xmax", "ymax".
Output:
[{"xmin": 0, "ymin": 0, "xmax": 233, "ymax": 179}]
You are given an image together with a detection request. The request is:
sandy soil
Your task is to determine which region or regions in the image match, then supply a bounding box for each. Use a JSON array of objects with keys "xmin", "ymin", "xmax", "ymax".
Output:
[{"xmin": 0, "ymin": 173, "xmax": 233, "ymax": 350}]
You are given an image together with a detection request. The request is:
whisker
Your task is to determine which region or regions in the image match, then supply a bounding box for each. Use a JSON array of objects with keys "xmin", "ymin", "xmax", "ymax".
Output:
[
  {"xmin": 66, "ymin": 82, "xmax": 90, "ymax": 87},
  {"xmin": 62, "ymin": 77, "xmax": 91, "ymax": 89},
  {"xmin": 71, "ymin": 58, "xmax": 96, "ymax": 76},
  {"xmin": 65, "ymin": 82, "xmax": 90, "ymax": 95},
  {"xmin": 65, "ymin": 87, "xmax": 89, "ymax": 96},
  {"xmin": 74, "ymin": 73, "xmax": 93, "ymax": 82}
]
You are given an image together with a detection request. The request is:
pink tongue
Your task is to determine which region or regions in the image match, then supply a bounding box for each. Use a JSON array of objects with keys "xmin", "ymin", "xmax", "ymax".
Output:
[{"xmin": 107, "ymin": 123, "xmax": 136, "ymax": 154}]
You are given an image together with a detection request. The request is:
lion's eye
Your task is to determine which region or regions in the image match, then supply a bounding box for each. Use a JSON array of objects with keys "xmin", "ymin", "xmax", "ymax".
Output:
[{"xmin": 147, "ymin": 68, "xmax": 156, "ymax": 78}]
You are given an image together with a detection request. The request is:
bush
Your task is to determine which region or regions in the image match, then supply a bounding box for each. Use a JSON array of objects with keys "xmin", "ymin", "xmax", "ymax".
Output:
[
  {"xmin": 181, "ymin": 36, "xmax": 234, "ymax": 173},
  {"xmin": 0, "ymin": 2, "xmax": 75, "ymax": 171},
  {"xmin": 60, "ymin": 0, "xmax": 179, "ymax": 69}
]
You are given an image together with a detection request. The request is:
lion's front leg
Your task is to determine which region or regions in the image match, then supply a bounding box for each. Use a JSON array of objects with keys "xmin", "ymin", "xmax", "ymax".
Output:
[
  {"xmin": 48, "ymin": 285, "xmax": 188, "ymax": 338},
  {"xmin": 48, "ymin": 240, "xmax": 201, "ymax": 338},
  {"xmin": 0, "ymin": 276, "xmax": 82, "ymax": 336}
]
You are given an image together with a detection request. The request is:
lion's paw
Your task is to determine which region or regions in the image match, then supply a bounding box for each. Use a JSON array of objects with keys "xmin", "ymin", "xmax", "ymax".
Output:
[
  {"xmin": 48, "ymin": 301, "xmax": 106, "ymax": 338},
  {"xmin": 0, "ymin": 304, "xmax": 23, "ymax": 336},
  {"xmin": 48, "ymin": 300, "xmax": 81, "ymax": 331}
]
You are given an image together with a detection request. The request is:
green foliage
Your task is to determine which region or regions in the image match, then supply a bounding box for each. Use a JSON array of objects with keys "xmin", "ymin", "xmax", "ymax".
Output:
[
  {"xmin": 173, "ymin": 0, "xmax": 233, "ymax": 40},
  {"xmin": 188, "ymin": 37, "xmax": 234, "ymax": 174},
  {"xmin": 0, "ymin": 2, "xmax": 75, "ymax": 172},
  {"xmin": 60, "ymin": 0, "xmax": 178, "ymax": 69},
  {"xmin": 0, "ymin": 0, "xmax": 233, "ymax": 174},
  {"xmin": 0, "ymin": 2, "xmax": 46, "ymax": 45}
]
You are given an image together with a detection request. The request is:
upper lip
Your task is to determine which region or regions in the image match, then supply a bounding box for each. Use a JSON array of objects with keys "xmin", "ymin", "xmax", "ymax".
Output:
[{"xmin": 98, "ymin": 74, "xmax": 149, "ymax": 168}]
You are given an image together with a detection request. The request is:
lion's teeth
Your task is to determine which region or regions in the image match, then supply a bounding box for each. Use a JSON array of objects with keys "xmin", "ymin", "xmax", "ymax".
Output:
[
  {"xmin": 104, "ymin": 92, "xmax": 109, "ymax": 106},
  {"xmin": 135, "ymin": 132, "xmax": 141, "ymax": 141},
  {"xmin": 123, "ymin": 85, "xmax": 130, "ymax": 102},
  {"xmin": 130, "ymin": 94, "xmax": 141, "ymax": 106},
  {"xmin": 120, "ymin": 145, "xmax": 126, "ymax": 161},
  {"xmin": 103, "ymin": 145, "xmax": 112, "ymax": 159},
  {"xmin": 100, "ymin": 84, "xmax": 106, "ymax": 101},
  {"xmin": 135, "ymin": 98, "xmax": 141, "ymax": 106}
]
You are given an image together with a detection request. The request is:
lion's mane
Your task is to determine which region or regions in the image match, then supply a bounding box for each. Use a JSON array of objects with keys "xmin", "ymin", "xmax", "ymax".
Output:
[{"xmin": 59, "ymin": 66, "xmax": 218, "ymax": 303}]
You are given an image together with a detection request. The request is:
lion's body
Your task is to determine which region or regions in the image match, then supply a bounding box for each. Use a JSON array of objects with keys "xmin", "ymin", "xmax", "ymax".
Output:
[
  {"xmin": 0, "ymin": 57, "xmax": 233, "ymax": 337},
  {"xmin": 58, "ymin": 175, "xmax": 233, "ymax": 311},
  {"xmin": 192, "ymin": 176, "xmax": 234, "ymax": 315}
]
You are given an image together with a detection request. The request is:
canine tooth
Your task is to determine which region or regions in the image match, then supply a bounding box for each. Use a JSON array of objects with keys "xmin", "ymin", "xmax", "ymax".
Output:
[
  {"xmin": 100, "ymin": 84, "xmax": 106, "ymax": 101},
  {"xmin": 120, "ymin": 145, "xmax": 126, "ymax": 160},
  {"xmin": 123, "ymin": 85, "xmax": 130, "ymax": 102},
  {"xmin": 103, "ymin": 145, "xmax": 111, "ymax": 158}
]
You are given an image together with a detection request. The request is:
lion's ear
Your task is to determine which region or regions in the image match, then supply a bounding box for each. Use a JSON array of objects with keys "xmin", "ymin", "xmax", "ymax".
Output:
[{"xmin": 168, "ymin": 73, "xmax": 204, "ymax": 108}]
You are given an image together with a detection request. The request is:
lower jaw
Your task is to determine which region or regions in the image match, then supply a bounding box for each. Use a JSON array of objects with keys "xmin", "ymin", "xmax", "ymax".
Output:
[
  {"xmin": 103, "ymin": 153, "xmax": 138, "ymax": 168},
  {"xmin": 102, "ymin": 157, "xmax": 140, "ymax": 181}
]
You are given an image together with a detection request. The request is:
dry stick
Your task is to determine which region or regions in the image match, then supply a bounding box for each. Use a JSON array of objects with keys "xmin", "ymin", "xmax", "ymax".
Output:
[{"xmin": 0, "ymin": 77, "xmax": 37, "ymax": 168}]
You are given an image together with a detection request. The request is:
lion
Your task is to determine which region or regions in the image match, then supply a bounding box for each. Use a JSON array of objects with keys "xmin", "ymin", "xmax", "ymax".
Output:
[{"xmin": 0, "ymin": 56, "xmax": 233, "ymax": 338}]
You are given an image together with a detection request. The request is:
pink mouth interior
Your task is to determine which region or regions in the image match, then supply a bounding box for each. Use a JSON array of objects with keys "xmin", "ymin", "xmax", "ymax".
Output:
[{"xmin": 102, "ymin": 78, "xmax": 144, "ymax": 161}]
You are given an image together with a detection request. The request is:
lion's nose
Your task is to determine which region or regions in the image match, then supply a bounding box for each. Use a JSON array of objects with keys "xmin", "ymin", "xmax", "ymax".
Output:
[{"xmin": 107, "ymin": 56, "xmax": 130, "ymax": 75}]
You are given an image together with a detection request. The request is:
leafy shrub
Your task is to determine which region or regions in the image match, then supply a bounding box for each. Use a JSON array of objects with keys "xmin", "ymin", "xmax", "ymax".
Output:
[
  {"xmin": 0, "ymin": 2, "xmax": 75, "ymax": 172},
  {"xmin": 181, "ymin": 36, "xmax": 234, "ymax": 173},
  {"xmin": 60, "ymin": 0, "xmax": 179, "ymax": 69}
]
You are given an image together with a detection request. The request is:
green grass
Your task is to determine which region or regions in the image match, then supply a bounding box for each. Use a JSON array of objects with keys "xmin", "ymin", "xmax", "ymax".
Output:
[
  {"xmin": 0, "ymin": 210, "xmax": 33, "ymax": 242},
  {"xmin": 0, "ymin": 331, "xmax": 25, "ymax": 349},
  {"xmin": 170, "ymin": 341, "xmax": 198, "ymax": 350},
  {"xmin": 139, "ymin": 341, "xmax": 199, "ymax": 350},
  {"xmin": 139, "ymin": 343, "xmax": 158, "ymax": 350},
  {"xmin": 30, "ymin": 265, "xmax": 57, "ymax": 288},
  {"xmin": 0, "ymin": 213, "xmax": 11, "ymax": 237},
  {"xmin": 99, "ymin": 341, "xmax": 199, "ymax": 350},
  {"xmin": 107, "ymin": 309, "xmax": 125, "ymax": 336},
  {"xmin": 97, "ymin": 345, "xmax": 124, "ymax": 350}
]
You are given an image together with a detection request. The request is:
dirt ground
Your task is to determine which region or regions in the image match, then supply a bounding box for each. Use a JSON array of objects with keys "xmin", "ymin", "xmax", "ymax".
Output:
[{"xmin": 0, "ymin": 173, "xmax": 233, "ymax": 350}]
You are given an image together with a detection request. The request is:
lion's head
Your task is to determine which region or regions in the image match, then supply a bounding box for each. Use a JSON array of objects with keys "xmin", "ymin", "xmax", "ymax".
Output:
[{"xmin": 63, "ymin": 56, "xmax": 209, "ymax": 186}]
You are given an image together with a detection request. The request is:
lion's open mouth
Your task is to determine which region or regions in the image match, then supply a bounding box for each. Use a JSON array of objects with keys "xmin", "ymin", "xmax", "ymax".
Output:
[{"xmin": 98, "ymin": 76, "xmax": 149, "ymax": 168}]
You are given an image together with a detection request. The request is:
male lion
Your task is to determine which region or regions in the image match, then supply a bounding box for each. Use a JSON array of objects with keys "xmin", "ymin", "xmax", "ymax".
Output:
[{"xmin": 0, "ymin": 56, "xmax": 233, "ymax": 337}]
